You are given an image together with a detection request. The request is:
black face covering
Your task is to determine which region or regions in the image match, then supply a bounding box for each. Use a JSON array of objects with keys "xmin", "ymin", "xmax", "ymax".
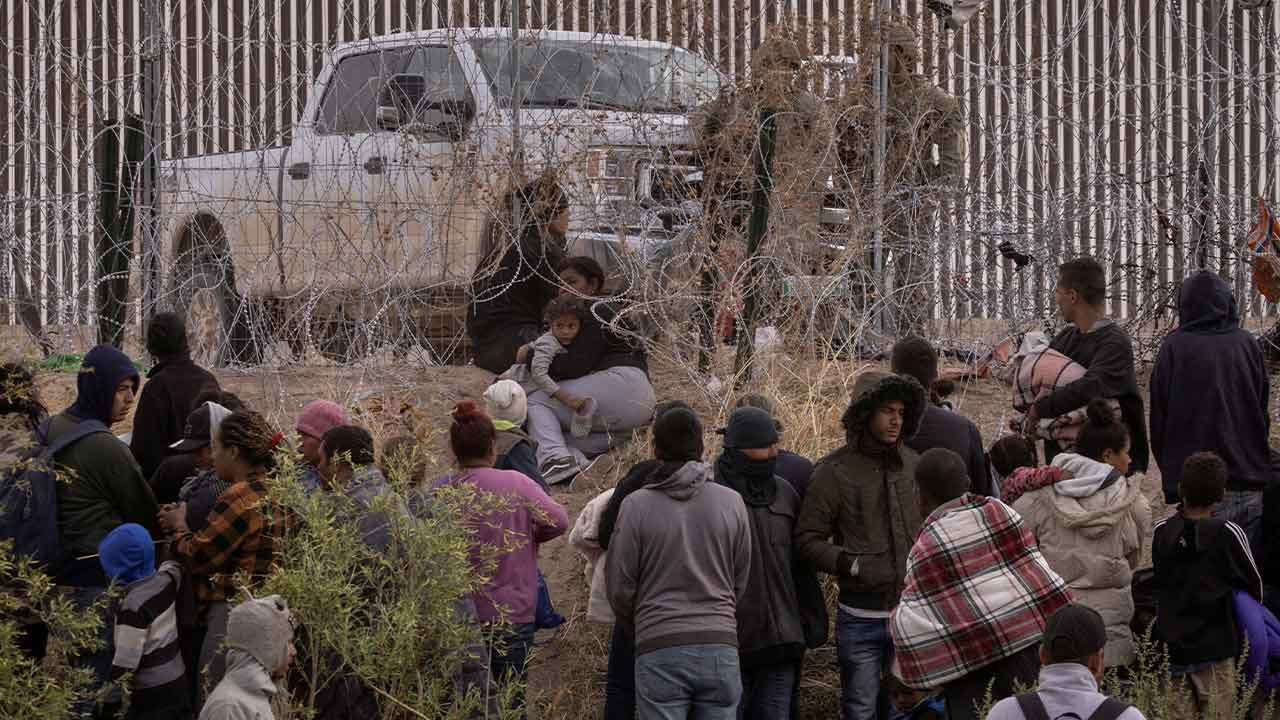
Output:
[{"xmin": 715, "ymin": 449, "xmax": 779, "ymax": 507}]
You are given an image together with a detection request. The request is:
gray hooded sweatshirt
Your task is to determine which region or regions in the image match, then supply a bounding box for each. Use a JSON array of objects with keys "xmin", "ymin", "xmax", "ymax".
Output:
[{"xmin": 605, "ymin": 461, "xmax": 752, "ymax": 655}]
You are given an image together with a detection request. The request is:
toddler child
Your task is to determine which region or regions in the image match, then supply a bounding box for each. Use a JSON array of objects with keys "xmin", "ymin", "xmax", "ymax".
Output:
[
  {"xmin": 504, "ymin": 294, "xmax": 597, "ymax": 437},
  {"xmin": 99, "ymin": 523, "xmax": 189, "ymax": 719}
]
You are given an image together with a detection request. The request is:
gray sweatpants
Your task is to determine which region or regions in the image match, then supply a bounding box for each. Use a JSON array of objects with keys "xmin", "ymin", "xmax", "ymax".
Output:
[{"xmin": 527, "ymin": 365, "xmax": 656, "ymax": 473}]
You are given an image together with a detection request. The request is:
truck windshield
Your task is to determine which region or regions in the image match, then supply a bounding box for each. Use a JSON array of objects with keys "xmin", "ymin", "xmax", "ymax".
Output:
[{"xmin": 471, "ymin": 37, "xmax": 722, "ymax": 113}]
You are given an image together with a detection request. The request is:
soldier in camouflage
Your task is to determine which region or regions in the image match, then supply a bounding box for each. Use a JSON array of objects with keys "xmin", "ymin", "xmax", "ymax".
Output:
[
  {"xmin": 696, "ymin": 31, "xmax": 836, "ymax": 341},
  {"xmin": 837, "ymin": 20, "xmax": 964, "ymax": 336}
]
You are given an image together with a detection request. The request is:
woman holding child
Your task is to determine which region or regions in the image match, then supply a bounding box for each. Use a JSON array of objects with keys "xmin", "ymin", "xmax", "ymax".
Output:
[
  {"xmin": 522, "ymin": 256, "xmax": 656, "ymax": 485},
  {"xmin": 1008, "ymin": 399, "xmax": 1151, "ymax": 668}
]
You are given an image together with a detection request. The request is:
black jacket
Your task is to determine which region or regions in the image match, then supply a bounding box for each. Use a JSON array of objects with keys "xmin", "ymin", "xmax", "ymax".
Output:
[
  {"xmin": 1035, "ymin": 321, "xmax": 1149, "ymax": 473},
  {"xmin": 1151, "ymin": 272, "xmax": 1271, "ymax": 502},
  {"xmin": 129, "ymin": 354, "xmax": 218, "ymax": 479},
  {"xmin": 1152, "ymin": 513, "xmax": 1263, "ymax": 666},
  {"xmin": 717, "ymin": 469, "xmax": 827, "ymax": 667},
  {"xmin": 467, "ymin": 226, "xmax": 565, "ymax": 373},
  {"xmin": 906, "ymin": 405, "xmax": 992, "ymax": 496},
  {"xmin": 547, "ymin": 301, "xmax": 648, "ymax": 380},
  {"xmin": 598, "ymin": 459, "xmax": 664, "ymax": 551},
  {"xmin": 150, "ymin": 453, "xmax": 199, "ymax": 505},
  {"xmin": 775, "ymin": 450, "xmax": 814, "ymax": 499}
]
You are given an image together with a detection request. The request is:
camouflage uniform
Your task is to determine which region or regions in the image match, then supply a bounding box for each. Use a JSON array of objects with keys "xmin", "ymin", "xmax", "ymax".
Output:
[
  {"xmin": 837, "ymin": 22, "xmax": 964, "ymax": 336},
  {"xmin": 697, "ymin": 35, "xmax": 835, "ymax": 277}
]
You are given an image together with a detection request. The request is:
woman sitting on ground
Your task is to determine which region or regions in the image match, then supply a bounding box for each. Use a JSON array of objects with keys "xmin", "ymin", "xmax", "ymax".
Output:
[
  {"xmin": 521, "ymin": 256, "xmax": 656, "ymax": 485},
  {"xmin": 1010, "ymin": 398, "xmax": 1151, "ymax": 668}
]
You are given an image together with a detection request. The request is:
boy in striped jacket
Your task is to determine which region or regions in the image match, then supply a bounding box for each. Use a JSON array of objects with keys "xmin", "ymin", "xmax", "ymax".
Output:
[{"xmin": 99, "ymin": 523, "xmax": 189, "ymax": 719}]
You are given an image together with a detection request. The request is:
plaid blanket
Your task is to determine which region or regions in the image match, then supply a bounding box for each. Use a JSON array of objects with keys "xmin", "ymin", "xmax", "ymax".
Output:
[
  {"xmin": 1007, "ymin": 335, "xmax": 1120, "ymax": 448},
  {"xmin": 890, "ymin": 494, "xmax": 1071, "ymax": 689}
]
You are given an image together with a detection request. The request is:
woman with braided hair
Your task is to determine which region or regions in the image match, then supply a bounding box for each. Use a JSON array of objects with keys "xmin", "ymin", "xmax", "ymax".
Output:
[{"xmin": 158, "ymin": 409, "xmax": 283, "ymax": 696}]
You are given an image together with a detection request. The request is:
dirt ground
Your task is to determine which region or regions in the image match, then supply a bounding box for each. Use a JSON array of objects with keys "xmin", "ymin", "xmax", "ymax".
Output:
[{"xmin": 29, "ymin": 346, "xmax": 1189, "ymax": 719}]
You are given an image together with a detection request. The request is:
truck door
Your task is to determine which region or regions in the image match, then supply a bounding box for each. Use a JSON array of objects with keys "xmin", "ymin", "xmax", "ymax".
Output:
[
  {"xmin": 374, "ymin": 43, "xmax": 484, "ymax": 290},
  {"xmin": 282, "ymin": 46, "xmax": 414, "ymax": 297}
]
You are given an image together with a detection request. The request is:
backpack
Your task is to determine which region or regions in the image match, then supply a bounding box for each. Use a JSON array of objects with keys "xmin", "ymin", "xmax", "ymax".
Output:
[
  {"xmin": 0, "ymin": 418, "xmax": 111, "ymax": 570},
  {"xmin": 1015, "ymin": 693, "xmax": 1131, "ymax": 720}
]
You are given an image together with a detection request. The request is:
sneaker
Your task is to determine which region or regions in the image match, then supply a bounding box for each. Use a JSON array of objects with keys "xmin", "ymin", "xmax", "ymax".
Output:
[
  {"xmin": 571, "ymin": 397, "xmax": 598, "ymax": 438},
  {"xmin": 539, "ymin": 455, "xmax": 579, "ymax": 485}
]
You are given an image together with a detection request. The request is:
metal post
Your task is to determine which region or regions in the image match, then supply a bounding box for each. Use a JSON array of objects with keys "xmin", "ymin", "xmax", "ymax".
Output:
[
  {"xmin": 140, "ymin": 0, "xmax": 164, "ymax": 318},
  {"xmin": 871, "ymin": 0, "xmax": 890, "ymax": 333},
  {"xmin": 510, "ymin": 0, "xmax": 523, "ymax": 178}
]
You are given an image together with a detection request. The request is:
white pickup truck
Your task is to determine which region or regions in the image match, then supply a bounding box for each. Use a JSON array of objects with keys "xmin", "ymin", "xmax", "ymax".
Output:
[{"xmin": 159, "ymin": 27, "xmax": 724, "ymax": 364}]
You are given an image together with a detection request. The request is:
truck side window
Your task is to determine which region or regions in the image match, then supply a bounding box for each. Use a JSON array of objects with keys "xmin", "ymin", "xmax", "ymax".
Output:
[
  {"xmin": 317, "ymin": 49, "xmax": 413, "ymax": 134},
  {"xmin": 383, "ymin": 46, "xmax": 474, "ymax": 141}
]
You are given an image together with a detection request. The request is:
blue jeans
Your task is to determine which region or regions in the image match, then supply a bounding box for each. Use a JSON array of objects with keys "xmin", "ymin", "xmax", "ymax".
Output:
[
  {"xmin": 837, "ymin": 610, "xmax": 892, "ymax": 720},
  {"xmin": 739, "ymin": 662, "xmax": 796, "ymax": 719},
  {"xmin": 1214, "ymin": 490, "xmax": 1263, "ymax": 559},
  {"xmin": 488, "ymin": 622, "xmax": 537, "ymax": 719},
  {"xmin": 604, "ymin": 623, "xmax": 636, "ymax": 720},
  {"xmin": 635, "ymin": 643, "xmax": 742, "ymax": 720}
]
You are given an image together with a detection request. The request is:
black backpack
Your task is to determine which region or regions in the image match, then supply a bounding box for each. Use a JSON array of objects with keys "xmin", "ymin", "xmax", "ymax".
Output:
[
  {"xmin": 1015, "ymin": 693, "xmax": 1131, "ymax": 720},
  {"xmin": 0, "ymin": 418, "xmax": 111, "ymax": 570}
]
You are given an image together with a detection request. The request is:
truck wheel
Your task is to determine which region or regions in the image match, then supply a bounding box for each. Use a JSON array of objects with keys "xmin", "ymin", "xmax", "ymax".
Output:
[{"xmin": 172, "ymin": 221, "xmax": 262, "ymax": 367}]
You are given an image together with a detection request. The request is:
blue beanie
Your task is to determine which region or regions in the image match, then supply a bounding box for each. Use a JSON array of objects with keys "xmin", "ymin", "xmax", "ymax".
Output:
[
  {"xmin": 98, "ymin": 523, "xmax": 155, "ymax": 585},
  {"xmin": 68, "ymin": 344, "xmax": 140, "ymax": 424}
]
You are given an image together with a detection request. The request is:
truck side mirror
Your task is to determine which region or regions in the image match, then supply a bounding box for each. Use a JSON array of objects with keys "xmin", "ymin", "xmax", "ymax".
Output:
[{"xmin": 375, "ymin": 105, "xmax": 402, "ymax": 131}]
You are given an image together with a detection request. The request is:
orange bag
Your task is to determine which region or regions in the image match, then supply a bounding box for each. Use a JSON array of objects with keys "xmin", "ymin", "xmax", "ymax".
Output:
[{"xmin": 1248, "ymin": 197, "xmax": 1280, "ymax": 302}]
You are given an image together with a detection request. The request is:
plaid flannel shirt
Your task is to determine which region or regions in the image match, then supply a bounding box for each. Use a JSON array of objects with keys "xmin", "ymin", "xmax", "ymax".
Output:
[
  {"xmin": 174, "ymin": 475, "xmax": 276, "ymax": 605},
  {"xmin": 890, "ymin": 494, "xmax": 1071, "ymax": 689}
]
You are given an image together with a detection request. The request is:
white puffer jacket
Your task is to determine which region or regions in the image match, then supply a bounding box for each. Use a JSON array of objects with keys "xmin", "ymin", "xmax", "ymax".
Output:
[{"xmin": 1012, "ymin": 453, "xmax": 1151, "ymax": 667}]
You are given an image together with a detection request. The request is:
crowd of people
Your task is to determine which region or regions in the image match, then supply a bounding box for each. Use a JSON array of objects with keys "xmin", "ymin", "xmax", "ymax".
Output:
[{"xmin": 3, "ymin": 188, "xmax": 1278, "ymax": 720}]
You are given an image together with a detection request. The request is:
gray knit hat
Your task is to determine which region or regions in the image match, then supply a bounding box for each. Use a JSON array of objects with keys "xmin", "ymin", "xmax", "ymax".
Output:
[{"xmin": 226, "ymin": 595, "xmax": 295, "ymax": 672}]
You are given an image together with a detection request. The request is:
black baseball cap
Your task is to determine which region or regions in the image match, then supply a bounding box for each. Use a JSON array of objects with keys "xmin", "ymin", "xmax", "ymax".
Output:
[
  {"xmin": 169, "ymin": 403, "xmax": 216, "ymax": 453},
  {"xmin": 1042, "ymin": 603, "xmax": 1107, "ymax": 664},
  {"xmin": 717, "ymin": 407, "xmax": 781, "ymax": 450}
]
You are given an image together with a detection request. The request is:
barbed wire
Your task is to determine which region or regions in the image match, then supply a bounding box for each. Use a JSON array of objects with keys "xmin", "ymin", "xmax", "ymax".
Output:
[{"xmin": 2, "ymin": 0, "xmax": 1279, "ymax": 381}]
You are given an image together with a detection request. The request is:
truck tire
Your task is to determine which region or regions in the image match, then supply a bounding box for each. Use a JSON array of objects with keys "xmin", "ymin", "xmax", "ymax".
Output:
[{"xmin": 172, "ymin": 220, "xmax": 262, "ymax": 367}]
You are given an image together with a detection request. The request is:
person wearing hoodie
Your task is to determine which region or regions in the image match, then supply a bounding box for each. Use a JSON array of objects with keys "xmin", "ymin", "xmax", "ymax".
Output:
[
  {"xmin": 199, "ymin": 594, "xmax": 296, "ymax": 720},
  {"xmin": 714, "ymin": 406, "xmax": 825, "ymax": 719},
  {"xmin": 130, "ymin": 312, "xmax": 220, "ymax": 480},
  {"xmin": 606, "ymin": 405, "xmax": 753, "ymax": 720},
  {"xmin": 1153, "ymin": 452, "xmax": 1263, "ymax": 718},
  {"xmin": 794, "ymin": 370, "xmax": 926, "ymax": 720},
  {"xmin": 1028, "ymin": 257, "xmax": 1149, "ymax": 472},
  {"xmin": 433, "ymin": 401, "xmax": 569, "ymax": 719},
  {"xmin": 482, "ymin": 379, "xmax": 547, "ymax": 489},
  {"xmin": 50, "ymin": 346, "xmax": 160, "ymax": 717},
  {"xmin": 1012, "ymin": 399, "xmax": 1151, "ymax": 668},
  {"xmin": 985, "ymin": 604, "xmax": 1146, "ymax": 720},
  {"xmin": 99, "ymin": 523, "xmax": 189, "ymax": 720},
  {"xmin": 1150, "ymin": 270, "xmax": 1271, "ymax": 540},
  {"xmin": 594, "ymin": 400, "xmax": 696, "ymax": 720}
]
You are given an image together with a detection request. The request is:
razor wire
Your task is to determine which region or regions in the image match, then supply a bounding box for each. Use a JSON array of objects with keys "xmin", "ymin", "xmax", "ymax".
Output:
[{"xmin": 3, "ymin": 0, "xmax": 1280, "ymax": 383}]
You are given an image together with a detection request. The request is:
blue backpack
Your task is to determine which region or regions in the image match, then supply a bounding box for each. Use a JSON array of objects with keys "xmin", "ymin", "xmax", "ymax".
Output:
[{"xmin": 0, "ymin": 418, "xmax": 111, "ymax": 569}]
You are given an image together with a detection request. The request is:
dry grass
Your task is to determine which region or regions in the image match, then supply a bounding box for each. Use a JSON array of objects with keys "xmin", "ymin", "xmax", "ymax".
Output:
[{"xmin": 27, "ymin": 340, "xmax": 1243, "ymax": 718}]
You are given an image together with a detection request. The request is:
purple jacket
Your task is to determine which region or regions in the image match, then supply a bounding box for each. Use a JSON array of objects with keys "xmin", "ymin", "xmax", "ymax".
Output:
[
  {"xmin": 1233, "ymin": 590, "xmax": 1280, "ymax": 692},
  {"xmin": 435, "ymin": 467, "xmax": 569, "ymax": 623}
]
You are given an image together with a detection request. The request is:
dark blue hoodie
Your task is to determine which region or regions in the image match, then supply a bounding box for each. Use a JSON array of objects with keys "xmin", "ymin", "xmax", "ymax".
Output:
[
  {"xmin": 1150, "ymin": 272, "xmax": 1271, "ymax": 502},
  {"xmin": 68, "ymin": 344, "xmax": 141, "ymax": 424}
]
